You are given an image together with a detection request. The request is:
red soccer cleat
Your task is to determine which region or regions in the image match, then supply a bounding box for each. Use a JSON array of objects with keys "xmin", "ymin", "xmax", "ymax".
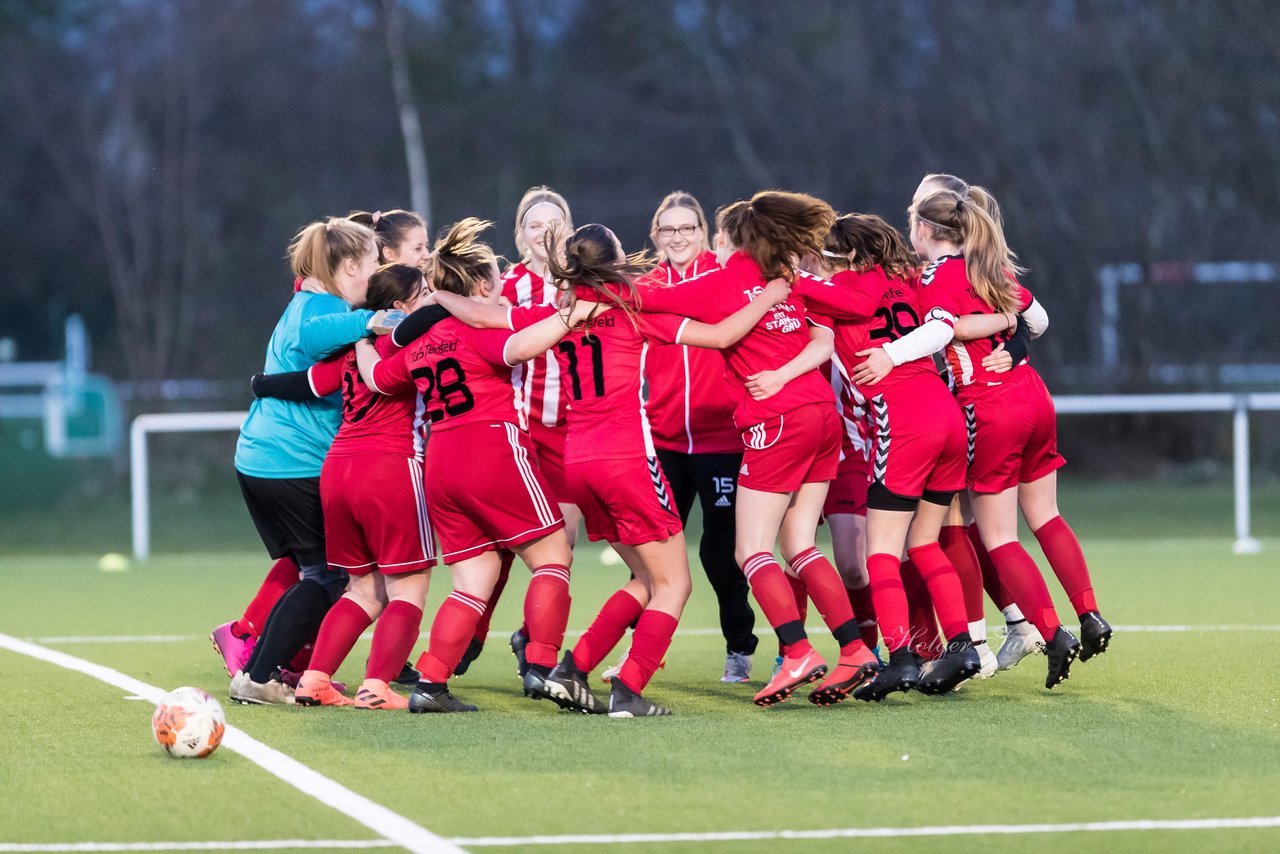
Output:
[
  {"xmin": 753, "ymin": 648, "xmax": 827, "ymax": 707},
  {"xmin": 808, "ymin": 647, "xmax": 879, "ymax": 706}
]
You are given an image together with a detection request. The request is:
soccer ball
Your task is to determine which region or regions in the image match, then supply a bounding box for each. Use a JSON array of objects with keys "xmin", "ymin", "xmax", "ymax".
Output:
[{"xmin": 152, "ymin": 687, "xmax": 226, "ymax": 758}]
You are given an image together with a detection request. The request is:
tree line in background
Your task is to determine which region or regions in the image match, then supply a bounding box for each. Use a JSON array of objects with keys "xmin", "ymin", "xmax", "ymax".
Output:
[{"xmin": 2, "ymin": 0, "xmax": 1278, "ymax": 393}]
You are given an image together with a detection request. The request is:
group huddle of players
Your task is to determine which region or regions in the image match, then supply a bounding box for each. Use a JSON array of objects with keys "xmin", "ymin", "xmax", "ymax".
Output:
[{"xmin": 210, "ymin": 175, "xmax": 1113, "ymax": 718}]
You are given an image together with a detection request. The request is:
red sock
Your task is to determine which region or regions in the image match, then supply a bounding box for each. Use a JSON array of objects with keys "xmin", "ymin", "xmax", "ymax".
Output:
[
  {"xmin": 741, "ymin": 552, "xmax": 812, "ymax": 657},
  {"xmin": 474, "ymin": 550, "xmax": 515, "ymax": 643},
  {"xmin": 787, "ymin": 571, "xmax": 809, "ymax": 624},
  {"xmin": 1033, "ymin": 516, "xmax": 1098, "ymax": 615},
  {"xmin": 617, "ymin": 609, "xmax": 678, "ymax": 693},
  {"xmin": 866, "ymin": 553, "xmax": 911, "ymax": 653},
  {"xmin": 848, "ymin": 583, "xmax": 880, "ymax": 649},
  {"xmin": 365, "ymin": 600, "xmax": 423, "ymax": 683},
  {"xmin": 908, "ymin": 543, "xmax": 969, "ymax": 641},
  {"xmin": 900, "ymin": 558, "xmax": 942, "ymax": 658},
  {"xmin": 416, "ymin": 591, "xmax": 487, "ymax": 683},
  {"xmin": 789, "ymin": 547, "xmax": 865, "ymax": 656},
  {"xmin": 940, "ymin": 525, "xmax": 985, "ymax": 623},
  {"xmin": 524, "ymin": 564, "xmax": 571, "ymax": 669},
  {"xmin": 308, "ymin": 596, "xmax": 373, "ymax": 676},
  {"xmin": 970, "ymin": 523, "xmax": 1012, "ymax": 611},
  {"xmin": 987, "ymin": 542, "xmax": 1060, "ymax": 640},
  {"xmin": 235, "ymin": 558, "xmax": 299, "ymax": 638},
  {"xmin": 572, "ymin": 589, "xmax": 645, "ymax": 673}
]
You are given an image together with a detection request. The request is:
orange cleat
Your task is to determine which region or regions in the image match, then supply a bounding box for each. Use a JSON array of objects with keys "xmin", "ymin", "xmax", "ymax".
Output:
[
  {"xmin": 295, "ymin": 671, "xmax": 353, "ymax": 707},
  {"xmin": 808, "ymin": 647, "xmax": 879, "ymax": 706},
  {"xmin": 753, "ymin": 648, "xmax": 827, "ymax": 707},
  {"xmin": 355, "ymin": 679, "xmax": 409, "ymax": 710}
]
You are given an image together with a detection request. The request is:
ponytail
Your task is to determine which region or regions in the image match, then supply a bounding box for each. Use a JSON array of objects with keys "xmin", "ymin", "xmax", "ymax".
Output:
[
  {"xmin": 348, "ymin": 209, "xmax": 426, "ymax": 263},
  {"xmin": 287, "ymin": 218, "xmax": 376, "ymax": 298},
  {"xmin": 824, "ymin": 213, "xmax": 914, "ymax": 282},
  {"xmin": 914, "ymin": 190, "xmax": 1024, "ymax": 312},
  {"xmin": 430, "ymin": 218, "xmax": 500, "ymax": 297},
  {"xmin": 545, "ymin": 224, "xmax": 651, "ymax": 318},
  {"xmin": 716, "ymin": 191, "xmax": 835, "ymax": 281}
]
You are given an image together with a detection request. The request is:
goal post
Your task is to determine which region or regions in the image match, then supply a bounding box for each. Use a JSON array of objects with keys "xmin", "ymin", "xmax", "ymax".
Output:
[{"xmin": 128, "ymin": 395, "xmax": 1280, "ymax": 559}]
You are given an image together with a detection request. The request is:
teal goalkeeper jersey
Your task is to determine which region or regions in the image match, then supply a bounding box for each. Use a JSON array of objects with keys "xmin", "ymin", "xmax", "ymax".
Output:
[{"xmin": 234, "ymin": 291, "xmax": 373, "ymax": 479}]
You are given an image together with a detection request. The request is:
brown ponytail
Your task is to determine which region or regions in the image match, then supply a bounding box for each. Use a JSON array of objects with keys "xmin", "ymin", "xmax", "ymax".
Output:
[
  {"xmin": 545, "ymin": 224, "xmax": 652, "ymax": 318},
  {"xmin": 824, "ymin": 214, "xmax": 915, "ymax": 282},
  {"xmin": 914, "ymin": 189, "xmax": 1025, "ymax": 312},
  {"xmin": 430, "ymin": 218, "xmax": 500, "ymax": 297},
  {"xmin": 716, "ymin": 191, "xmax": 835, "ymax": 281}
]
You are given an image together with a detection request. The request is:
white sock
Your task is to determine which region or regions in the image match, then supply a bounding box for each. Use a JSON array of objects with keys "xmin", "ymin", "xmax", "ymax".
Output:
[
  {"xmin": 967, "ymin": 619, "xmax": 988, "ymax": 644},
  {"xmin": 1002, "ymin": 604, "xmax": 1025, "ymax": 624}
]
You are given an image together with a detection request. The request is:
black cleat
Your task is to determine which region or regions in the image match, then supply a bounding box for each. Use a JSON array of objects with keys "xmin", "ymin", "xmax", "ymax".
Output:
[
  {"xmin": 393, "ymin": 661, "xmax": 420, "ymax": 686},
  {"xmin": 853, "ymin": 649, "xmax": 919, "ymax": 702},
  {"xmin": 917, "ymin": 643, "xmax": 982, "ymax": 695},
  {"xmin": 452, "ymin": 638, "xmax": 485, "ymax": 677},
  {"xmin": 510, "ymin": 629, "xmax": 530, "ymax": 678},
  {"xmin": 408, "ymin": 682, "xmax": 478, "ymax": 713},
  {"xmin": 1044, "ymin": 627, "xmax": 1081, "ymax": 689},
  {"xmin": 1078, "ymin": 611, "xmax": 1112, "ymax": 662},
  {"xmin": 608, "ymin": 679, "xmax": 672, "ymax": 717},
  {"xmin": 522, "ymin": 663, "xmax": 552, "ymax": 700},
  {"xmin": 542, "ymin": 653, "xmax": 604, "ymax": 714}
]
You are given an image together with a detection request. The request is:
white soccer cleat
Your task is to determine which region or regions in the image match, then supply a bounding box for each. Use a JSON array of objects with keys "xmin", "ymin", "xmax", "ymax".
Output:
[
  {"xmin": 974, "ymin": 641, "xmax": 999, "ymax": 679},
  {"xmin": 996, "ymin": 621, "xmax": 1045, "ymax": 671}
]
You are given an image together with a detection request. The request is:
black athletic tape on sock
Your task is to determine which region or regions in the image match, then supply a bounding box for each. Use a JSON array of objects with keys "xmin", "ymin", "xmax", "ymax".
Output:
[
  {"xmin": 775, "ymin": 620, "xmax": 807, "ymax": 647},
  {"xmin": 832, "ymin": 619, "xmax": 862, "ymax": 647}
]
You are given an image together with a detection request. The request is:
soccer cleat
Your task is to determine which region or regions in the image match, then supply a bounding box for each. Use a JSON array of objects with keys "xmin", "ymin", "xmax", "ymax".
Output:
[
  {"xmin": 394, "ymin": 661, "xmax": 420, "ymax": 686},
  {"xmin": 997, "ymin": 621, "xmax": 1044, "ymax": 671},
  {"xmin": 522, "ymin": 664, "xmax": 552, "ymax": 700},
  {"xmin": 721, "ymin": 651, "xmax": 753, "ymax": 684},
  {"xmin": 1078, "ymin": 611, "xmax": 1113, "ymax": 662},
  {"xmin": 210, "ymin": 623, "xmax": 254, "ymax": 678},
  {"xmin": 608, "ymin": 679, "xmax": 672, "ymax": 717},
  {"xmin": 510, "ymin": 629, "xmax": 530, "ymax": 678},
  {"xmin": 600, "ymin": 651, "xmax": 627, "ymax": 684},
  {"xmin": 231, "ymin": 672, "xmax": 296, "ymax": 706},
  {"xmin": 408, "ymin": 682, "xmax": 478, "ymax": 713},
  {"xmin": 452, "ymin": 639, "xmax": 485, "ymax": 677},
  {"xmin": 853, "ymin": 649, "xmax": 920, "ymax": 702},
  {"xmin": 752, "ymin": 648, "xmax": 827, "ymax": 707},
  {"xmin": 228, "ymin": 670, "xmax": 248, "ymax": 700},
  {"xmin": 917, "ymin": 644, "xmax": 982, "ymax": 695},
  {"xmin": 974, "ymin": 641, "xmax": 999, "ymax": 679},
  {"xmin": 279, "ymin": 668, "xmax": 345, "ymax": 694},
  {"xmin": 808, "ymin": 649, "xmax": 879, "ymax": 706},
  {"xmin": 355, "ymin": 679, "xmax": 408, "ymax": 710},
  {"xmin": 1043, "ymin": 627, "xmax": 1081, "ymax": 689},
  {"xmin": 295, "ymin": 672, "xmax": 353, "ymax": 707},
  {"xmin": 543, "ymin": 653, "xmax": 605, "ymax": 714}
]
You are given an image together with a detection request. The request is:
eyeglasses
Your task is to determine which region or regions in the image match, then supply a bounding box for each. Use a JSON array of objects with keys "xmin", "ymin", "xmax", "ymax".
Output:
[{"xmin": 656, "ymin": 224, "xmax": 701, "ymax": 238}]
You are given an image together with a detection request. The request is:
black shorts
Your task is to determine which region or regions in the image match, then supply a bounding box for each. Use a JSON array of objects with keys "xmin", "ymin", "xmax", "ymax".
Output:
[{"xmin": 237, "ymin": 471, "xmax": 326, "ymax": 567}]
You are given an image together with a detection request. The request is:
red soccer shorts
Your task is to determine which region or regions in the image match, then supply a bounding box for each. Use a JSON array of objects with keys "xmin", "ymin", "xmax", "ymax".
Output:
[
  {"xmin": 527, "ymin": 419, "xmax": 571, "ymax": 506},
  {"xmin": 868, "ymin": 373, "xmax": 967, "ymax": 499},
  {"xmin": 564, "ymin": 456, "xmax": 683, "ymax": 545},
  {"xmin": 737, "ymin": 401, "xmax": 841, "ymax": 494},
  {"xmin": 959, "ymin": 367, "xmax": 1067, "ymax": 494},
  {"xmin": 320, "ymin": 453, "xmax": 437, "ymax": 575},
  {"xmin": 823, "ymin": 450, "xmax": 870, "ymax": 516},
  {"xmin": 425, "ymin": 422, "xmax": 565, "ymax": 563}
]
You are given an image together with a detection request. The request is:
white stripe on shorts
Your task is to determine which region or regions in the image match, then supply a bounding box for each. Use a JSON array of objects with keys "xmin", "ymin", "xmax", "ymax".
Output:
[{"xmin": 503, "ymin": 422, "xmax": 557, "ymax": 527}]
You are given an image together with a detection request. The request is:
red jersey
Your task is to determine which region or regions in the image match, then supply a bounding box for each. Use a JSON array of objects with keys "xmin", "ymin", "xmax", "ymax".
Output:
[
  {"xmin": 787, "ymin": 266, "xmax": 938, "ymax": 403},
  {"xmin": 637, "ymin": 251, "xmax": 835, "ymax": 429},
  {"xmin": 636, "ymin": 252, "xmax": 740, "ymax": 455},
  {"xmin": 327, "ymin": 337, "xmax": 424, "ymax": 459},
  {"xmin": 554, "ymin": 286, "xmax": 687, "ymax": 464},
  {"xmin": 368, "ymin": 316, "xmax": 528, "ymax": 434},
  {"xmin": 919, "ymin": 255, "xmax": 1033, "ymax": 388},
  {"xmin": 501, "ymin": 261, "xmax": 568, "ymax": 430},
  {"xmin": 827, "ymin": 360, "xmax": 871, "ymax": 465}
]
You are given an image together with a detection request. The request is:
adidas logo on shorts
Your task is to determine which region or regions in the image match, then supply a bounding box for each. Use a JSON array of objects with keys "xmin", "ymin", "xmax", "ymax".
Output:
[
  {"xmin": 715, "ymin": 495, "xmax": 731, "ymax": 508},
  {"xmin": 739, "ymin": 463, "xmax": 749, "ymax": 476}
]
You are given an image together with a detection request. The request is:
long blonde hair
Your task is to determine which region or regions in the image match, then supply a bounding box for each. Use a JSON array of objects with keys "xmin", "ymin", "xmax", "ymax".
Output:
[
  {"xmin": 914, "ymin": 189, "xmax": 1025, "ymax": 312},
  {"xmin": 431, "ymin": 218, "xmax": 500, "ymax": 297}
]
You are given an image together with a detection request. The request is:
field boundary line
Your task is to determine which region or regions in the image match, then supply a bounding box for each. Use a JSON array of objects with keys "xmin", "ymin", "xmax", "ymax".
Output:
[
  {"xmin": 0, "ymin": 633, "xmax": 460, "ymax": 854},
  {"xmin": 28, "ymin": 624, "xmax": 1280, "ymax": 645},
  {"xmin": 0, "ymin": 844, "xmax": 398, "ymax": 852},
  {"xmin": 452, "ymin": 817, "xmax": 1280, "ymax": 846}
]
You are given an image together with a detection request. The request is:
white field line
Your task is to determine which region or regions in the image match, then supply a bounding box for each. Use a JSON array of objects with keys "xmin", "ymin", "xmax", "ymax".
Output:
[
  {"xmin": 0, "ymin": 633, "xmax": 461, "ymax": 854},
  {"xmin": 28, "ymin": 624, "xmax": 1280, "ymax": 645},
  {"xmin": 6, "ymin": 817, "xmax": 1280, "ymax": 853}
]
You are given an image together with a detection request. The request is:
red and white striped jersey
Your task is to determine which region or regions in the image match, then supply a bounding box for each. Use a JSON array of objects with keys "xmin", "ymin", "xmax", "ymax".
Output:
[
  {"xmin": 501, "ymin": 261, "xmax": 568, "ymax": 430},
  {"xmin": 554, "ymin": 284, "xmax": 687, "ymax": 464},
  {"xmin": 918, "ymin": 255, "xmax": 1034, "ymax": 388},
  {"xmin": 826, "ymin": 359, "xmax": 871, "ymax": 466},
  {"xmin": 328, "ymin": 336, "xmax": 425, "ymax": 459},
  {"xmin": 636, "ymin": 251, "xmax": 740, "ymax": 455},
  {"xmin": 637, "ymin": 251, "xmax": 835, "ymax": 429}
]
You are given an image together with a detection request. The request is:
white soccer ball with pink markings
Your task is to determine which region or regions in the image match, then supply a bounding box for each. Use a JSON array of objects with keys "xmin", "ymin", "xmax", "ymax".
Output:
[{"xmin": 152, "ymin": 687, "xmax": 226, "ymax": 758}]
